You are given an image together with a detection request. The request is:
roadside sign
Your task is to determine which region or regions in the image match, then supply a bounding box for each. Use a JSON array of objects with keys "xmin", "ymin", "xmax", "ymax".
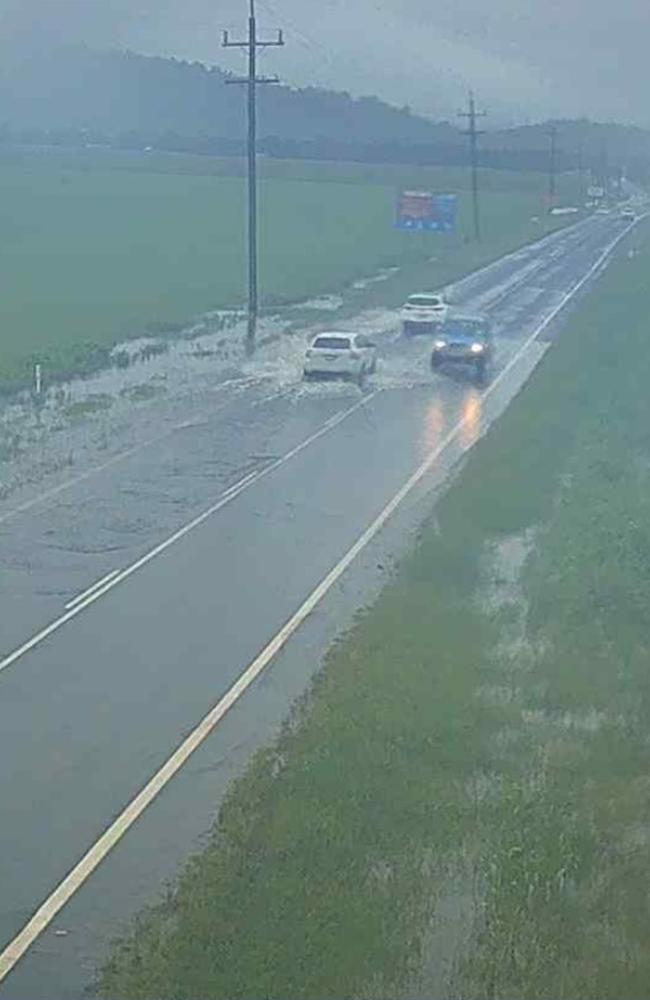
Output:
[
  {"xmin": 396, "ymin": 191, "xmax": 458, "ymax": 232},
  {"xmin": 588, "ymin": 185, "xmax": 605, "ymax": 199}
]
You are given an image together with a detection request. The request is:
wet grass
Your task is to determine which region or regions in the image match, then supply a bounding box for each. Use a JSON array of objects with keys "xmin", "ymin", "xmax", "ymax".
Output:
[
  {"xmin": 119, "ymin": 383, "xmax": 166, "ymax": 403},
  {"xmin": 0, "ymin": 147, "xmax": 578, "ymax": 390},
  {"xmin": 99, "ymin": 217, "xmax": 650, "ymax": 1000}
]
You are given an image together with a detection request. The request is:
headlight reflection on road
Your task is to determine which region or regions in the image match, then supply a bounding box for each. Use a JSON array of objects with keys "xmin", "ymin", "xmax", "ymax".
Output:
[
  {"xmin": 460, "ymin": 389, "xmax": 483, "ymax": 449},
  {"xmin": 420, "ymin": 398, "xmax": 446, "ymax": 457},
  {"xmin": 420, "ymin": 389, "xmax": 483, "ymax": 461}
]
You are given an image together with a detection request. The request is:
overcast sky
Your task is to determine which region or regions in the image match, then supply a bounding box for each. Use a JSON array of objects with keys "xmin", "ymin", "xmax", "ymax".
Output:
[{"xmin": 0, "ymin": 0, "xmax": 646, "ymax": 126}]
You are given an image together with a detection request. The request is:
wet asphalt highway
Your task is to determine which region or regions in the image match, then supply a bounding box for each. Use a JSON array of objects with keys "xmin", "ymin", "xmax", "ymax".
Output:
[{"xmin": 0, "ymin": 213, "xmax": 636, "ymax": 998}]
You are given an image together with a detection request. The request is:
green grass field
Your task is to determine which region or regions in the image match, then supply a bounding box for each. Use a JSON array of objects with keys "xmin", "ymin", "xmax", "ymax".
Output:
[
  {"xmin": 0, "ymin": 146, "xmax": 576, "ymax": 388},
  {"xmin": 99, "ymin": 221, "xmax": 650, "ymax": 999}
]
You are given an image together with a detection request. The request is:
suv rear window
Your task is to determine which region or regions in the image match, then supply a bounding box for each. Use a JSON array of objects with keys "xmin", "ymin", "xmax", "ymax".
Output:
[
  {"xmin": 408, "ymin": 296, "xmax": 442, "ymax": 307},
  {"xmin": 313, "ymin": 336, "xmax": 351, "ymax": 350}
]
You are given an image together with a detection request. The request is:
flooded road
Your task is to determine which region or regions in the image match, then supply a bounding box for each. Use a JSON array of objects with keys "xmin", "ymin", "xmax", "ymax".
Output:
[{"xmin": 0, "ymin": 214, "xmax": 636, "ymax": 998}]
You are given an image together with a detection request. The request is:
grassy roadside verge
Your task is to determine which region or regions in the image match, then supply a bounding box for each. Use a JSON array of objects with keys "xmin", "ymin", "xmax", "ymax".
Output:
[
  {"xmin": 0, "ymin": 148, "xmax": 577, "ymax": 392},
  {"xmin": 97, "ymin": 230, "xmax": 650, "ymax": 1000}
]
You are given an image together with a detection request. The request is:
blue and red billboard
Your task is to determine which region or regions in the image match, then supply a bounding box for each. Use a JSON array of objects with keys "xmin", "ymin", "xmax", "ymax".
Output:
[{"xmin": 396, "ymin": 191, "xmax": 458, "ymax": 232}]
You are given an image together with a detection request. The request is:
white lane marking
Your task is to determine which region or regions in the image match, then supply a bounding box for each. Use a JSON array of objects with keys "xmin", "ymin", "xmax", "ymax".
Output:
[
  {"xmin": 445, "ymin": 214, "xmax": 597, "ymax": 300},
  {"xmin": 0, "ymin": 437, "xmax": 165, "ymax": 528},
  {"xmin": 0, "ymin": 376, "xmax": 272, "ymax": 528},
  {"xmin": 485, "ymin": 243, "xmax": 593, "ymax": 316},
  {"xmin": 64, "ymin": 571, "xmax": 121, "ymax": 611},
  {"xmin": 387, "ymin": 223, "xmax": 604, "ymax": 346},
  {"xmin": 0, "ymin": 391, "xmax": 378, "ymax": 679},
  {"xmin": 0, "ymin": 218, "xmax": 635, "ymax": 987},
  {"xmin": 521, "ymin": 219, "xmax": 639, "ymax": 341},
  {"xmin": 0, "ymin": 218, "xmax": 598, "ymax": 530},
  {"xmin": 478, "ymin": 222, "xmax": 617, "ymax": 316},
  {"xmin": 469, "ymin": 256, "xmax": 548, "ymax": 312}
]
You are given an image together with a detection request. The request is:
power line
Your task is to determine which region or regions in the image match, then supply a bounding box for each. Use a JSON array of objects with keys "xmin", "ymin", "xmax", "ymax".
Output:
[
  {"xmin": 458, "ymin": 91, "xmax": 486, "ymax": 241},
  {"xmin": 223, "ymin": 0, "xmax": 284, "ymax": 355},
  {"xmin": 256, "ymin": 0, "xmax": 335, "ymax": 74}
]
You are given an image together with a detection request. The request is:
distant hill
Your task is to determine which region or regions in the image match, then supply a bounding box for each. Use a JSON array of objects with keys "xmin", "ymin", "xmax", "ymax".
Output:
[
  {"xmin": 486, "ymin": 120, "xmax": 650, "ymax": 179},
  {"xmin": 0, "ymin": 42, "xmax": 460, "ymax": 146},
  {"xmin": 0, "ymin": 43, "xmax": 648, "ymax": 182},
  {"xmin": 486, "ymin": 120, "xmax": 650, "ymax": 157}
]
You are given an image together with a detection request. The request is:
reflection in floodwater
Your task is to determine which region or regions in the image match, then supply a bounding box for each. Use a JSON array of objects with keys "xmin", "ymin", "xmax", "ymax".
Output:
[
  {"xmin": 460, "ymin": 389, "xmax": 482, "ymax": 449},
  {"xmin": 420, "ymin": 388, "xmax": 483, "ymax": 462},
  {"xmin": 420, "ymin": 398, "xmax": 446, "ymax": 458}
]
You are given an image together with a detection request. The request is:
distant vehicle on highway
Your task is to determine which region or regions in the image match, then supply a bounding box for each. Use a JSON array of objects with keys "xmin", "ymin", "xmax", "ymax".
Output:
[
  {"xmin": 430, "ymin": 315, "xmax": 493, "ymax": 384},
  {"xmin": 303, "ymin": 332, "xmax": 377, "ymax": 384},
  {"xmin": 401, "ymin": 292, "xmax": 449, "ymax": 335},
  {"xmin": 595, "ymin": 207, "xmax": 611, "ymax": 215},
  {"xmin": 620, "ymin": 209, "xmax": 636, "ymax": 222},
  {"xmin": 549, "ymin": 206, "xmax": 580, "ymax": 216}
]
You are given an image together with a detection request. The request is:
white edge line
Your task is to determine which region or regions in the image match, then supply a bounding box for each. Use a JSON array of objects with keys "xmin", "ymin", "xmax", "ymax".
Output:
[
  {"xmin": 472, "ymin": 217, "xmax": 622, "ymax": 314},
  {"xmin": 64, "ymin": 570, "xmax": 121, "ymax": 611},
  {"xmin": 444, "ymin": 211, "xmax": 598, "ymax": 298},
  {"xmin": 0, "ymin": 438, "xmax": 157, "ymax": 528},
  {"xmin": 0, "ymin": 214, "xmax": 601, "ymax": 531},
  {"xmin": 0, "ymin": 219, "xmax": 636, "ymax": 985},
  {"xmin": 0, "ymin": 391, "xmax": 377, "ymax": 678},
  {"xmin": 392, "ymin": 216, "xmax": 606, "ymax": 344},
  {"xmin": 0, "ymin": 375, "xmax": 272, "ymax": 529}
]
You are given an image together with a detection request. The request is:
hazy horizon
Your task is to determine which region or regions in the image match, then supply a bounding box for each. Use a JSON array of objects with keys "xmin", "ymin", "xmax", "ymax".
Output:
[{"xmin": 0, "ymin": 0, "xmax": 645, "ymax": 128}]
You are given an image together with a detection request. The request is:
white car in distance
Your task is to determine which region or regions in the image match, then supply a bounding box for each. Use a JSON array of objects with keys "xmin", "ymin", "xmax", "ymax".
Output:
[
  {"xmin": 303, "ymin": 332, "xmax": 378, "ymax": 383},
  {"xmin": 402, "ymin": 293, "xmax": 449, "ymax": 335}
]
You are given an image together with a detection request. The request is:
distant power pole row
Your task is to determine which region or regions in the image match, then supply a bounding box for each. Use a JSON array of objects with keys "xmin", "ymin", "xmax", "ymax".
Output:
[
  {"xmin": 577, "ymin": 141, "xmax": 585, "ymax": 201},
  {"xmin": 221, "ymin": 5, "xmax": 624, "ymax": 355},
  {"xmin": 458, "ymin": 92, "xmax": 487, "ymax": 241},
  {"xmin": 223, "ymin": 0, "xmax": 284, "ymax": 355},
  {"xmin": 547, "ymin": 125, "xmax": 557, "ymax": 204}
]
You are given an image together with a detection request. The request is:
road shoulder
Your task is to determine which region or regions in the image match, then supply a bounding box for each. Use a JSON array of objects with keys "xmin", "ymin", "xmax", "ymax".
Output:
[{"xmin": 98, "ymin": 225, "xmax": 650, "ymax": 998}]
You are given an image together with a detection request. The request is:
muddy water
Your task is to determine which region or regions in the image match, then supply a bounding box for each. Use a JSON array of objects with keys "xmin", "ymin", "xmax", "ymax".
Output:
[
  {"xmin": 0, "ymin": 219, "xmax": 591, "ymax": 512},
  {"xmin": 0, "ymin": 301, "xmax": 401, "ymax": 510}
]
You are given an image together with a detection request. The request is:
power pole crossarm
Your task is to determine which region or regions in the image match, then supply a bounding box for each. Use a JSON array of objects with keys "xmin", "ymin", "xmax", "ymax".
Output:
[
  {"xmin": 223, "ymin": 0, "xmax": 284, "ymax": 356},
  {"xmin": 458, "ymin": 91, "xmax": 487, "ymax": 241}
]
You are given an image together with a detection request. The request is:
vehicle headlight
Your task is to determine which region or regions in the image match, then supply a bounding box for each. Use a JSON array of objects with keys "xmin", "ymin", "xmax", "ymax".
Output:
[
  {"xmin": 433, "ymin": 339, "xmax": 447, "ymax": 349},
  {"xmin": 470, "ymin": 342, "xmax": 485, "ymax": 353}
]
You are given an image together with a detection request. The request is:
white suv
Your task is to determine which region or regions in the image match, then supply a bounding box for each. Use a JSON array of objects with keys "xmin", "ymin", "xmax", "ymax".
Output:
[
  {"xmin": 402, "ymin": 293, "xmax": 449, "ymax": 335},
  {"xmin": 303, "ymin": 332, "xmax": 378, "ymax": 383}
]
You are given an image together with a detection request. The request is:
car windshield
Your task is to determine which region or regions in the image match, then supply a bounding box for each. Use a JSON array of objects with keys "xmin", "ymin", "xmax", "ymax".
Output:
[
  {"xmin": 312, "ymin": 336, "xmax": 351, "ymax": 350},
  {"xmin": 408, "ymin": 296, "xmax": 441, "ymax": 307}
]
